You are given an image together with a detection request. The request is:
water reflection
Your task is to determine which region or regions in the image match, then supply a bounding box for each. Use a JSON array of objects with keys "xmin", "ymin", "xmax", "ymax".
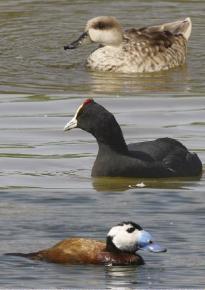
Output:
[
  {"xmin": 105, "ymin": 265, "xmax": 141, "ymax": 288},
  {"xmin": 92, "ymin": 176, "xmax": 202, "ymax": 192},
  {"xmin": 88, "ymin": 65, "xmax": 191, "ymax": 95}
]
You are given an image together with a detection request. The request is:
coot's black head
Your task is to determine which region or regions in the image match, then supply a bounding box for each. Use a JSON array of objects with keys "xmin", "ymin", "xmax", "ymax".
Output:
[
  {"xmin": 64, "ymin": 99, "xmax": 128, "ymax": 152},
  {"xmin": 106, "ymin": 221, "xmax": 167, "ymax": 254}
]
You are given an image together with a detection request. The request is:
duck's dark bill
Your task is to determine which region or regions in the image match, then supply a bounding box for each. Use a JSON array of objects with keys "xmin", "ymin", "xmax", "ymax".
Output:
[{"xmin": 64, "ymin": 32, "xmax": 90, "ymax": 50}]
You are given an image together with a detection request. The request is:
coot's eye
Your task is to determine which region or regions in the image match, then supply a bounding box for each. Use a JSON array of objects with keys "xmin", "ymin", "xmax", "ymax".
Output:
[
  {"xmin": 149, "ymin": 240, "xmax": 153, "ymax": 244},
  {"xmin": 127, "ymin": 227, "xmax": 135, "ymax": 233}
]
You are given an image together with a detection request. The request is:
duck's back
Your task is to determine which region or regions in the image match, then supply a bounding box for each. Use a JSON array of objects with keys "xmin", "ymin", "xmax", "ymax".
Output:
[{"xmin": 28, "ymin": 238, "xmax": 106, "ymax": 264}]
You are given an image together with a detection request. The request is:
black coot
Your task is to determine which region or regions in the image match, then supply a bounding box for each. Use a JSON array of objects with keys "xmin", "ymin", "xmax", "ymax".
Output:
[{"xmin": 64, "ymin": 99, "xmax": 202, "ymax": 178}]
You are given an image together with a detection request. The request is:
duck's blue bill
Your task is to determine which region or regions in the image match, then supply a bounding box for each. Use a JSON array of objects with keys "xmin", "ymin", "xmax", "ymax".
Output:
[
  {"xmin": 138, "ymin": 230, "xmax": 167, "ymax": 253},
  {"xmin": 141, "ymin": 241, "xmax": 167, "ymax": 253}
]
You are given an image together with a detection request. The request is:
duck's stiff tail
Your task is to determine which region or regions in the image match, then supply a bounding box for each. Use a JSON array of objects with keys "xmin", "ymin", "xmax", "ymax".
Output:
[
  {"xmin": 5, "ymin": 251, "xmax": 40, "ymax": 260},
  {"xmin": 163, "ymin": 17, "xmax": 192, "ymax": 41},
  {"xmin": 176, "ymin": 17, "xmax": 192, "ymax": 41}
]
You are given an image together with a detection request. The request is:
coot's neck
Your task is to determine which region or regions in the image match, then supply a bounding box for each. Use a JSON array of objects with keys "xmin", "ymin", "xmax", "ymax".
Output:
[{"xmin": 93, "ymin": 122, "xmax": 128, "ymax": 154}]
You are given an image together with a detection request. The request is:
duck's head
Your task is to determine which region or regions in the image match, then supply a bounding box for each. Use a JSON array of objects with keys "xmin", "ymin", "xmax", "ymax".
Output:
[
  {"xmin": 64, "ymin": 16, "xmax": 123, "ymax": 50},
  {"xmin": 106, "ymin": 221, "xmax": 167, "ymax": 254}
]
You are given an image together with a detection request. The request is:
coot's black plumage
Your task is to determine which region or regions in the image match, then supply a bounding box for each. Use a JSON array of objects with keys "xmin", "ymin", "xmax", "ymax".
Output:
[{"xmin": 64, "ymin": 99, "xmax": 202, "ymax": 178}]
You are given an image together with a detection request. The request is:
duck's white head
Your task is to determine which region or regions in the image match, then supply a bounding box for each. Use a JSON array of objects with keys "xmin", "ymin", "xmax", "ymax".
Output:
[
  {"xmin": 64, "ymin": 16, "xmax": 123, "ymax": 50},
  {"xmin": 106, "ymin": 221, "xmax": 167, "ymax": 254}
]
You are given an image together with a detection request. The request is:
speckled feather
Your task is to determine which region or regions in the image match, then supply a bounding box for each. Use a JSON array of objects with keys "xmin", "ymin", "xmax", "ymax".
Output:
[{"xmin": 87, "ymin": 31, "xmax": 187, "ymax": 73}]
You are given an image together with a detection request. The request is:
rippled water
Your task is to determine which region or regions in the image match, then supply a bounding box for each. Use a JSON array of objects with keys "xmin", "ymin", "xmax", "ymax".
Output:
[{"xmin": 0, "ymin": 0, "xmax": 205, "ymax": 288}]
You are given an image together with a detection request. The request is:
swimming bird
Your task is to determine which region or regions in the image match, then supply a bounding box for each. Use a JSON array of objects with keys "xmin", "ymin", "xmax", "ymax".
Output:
[
  {"xmin": 64, "ymin": 16, "xmax": 192, "ymax": 73},
  {"xmin": 5, "ymin": 221, "xmax": 166, "ymax": 265},
  {"xmin": 64, "ymin": 99, "xmax": 202, "ymax": 178}
]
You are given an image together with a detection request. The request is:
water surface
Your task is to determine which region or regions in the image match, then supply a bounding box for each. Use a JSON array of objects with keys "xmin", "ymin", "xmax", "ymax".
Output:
[{"xmin": 0, "ymin": 0, "xmax": 205, "ymax": 288}]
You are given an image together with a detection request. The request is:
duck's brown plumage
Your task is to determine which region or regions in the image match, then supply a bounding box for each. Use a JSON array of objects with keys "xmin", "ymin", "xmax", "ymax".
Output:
[
  {"xmin": 125, "ymin": 28, "xmax": 177, "ymax": 51},
  {"xmin": 7, "ymin": 238, "xmax": 143, "ymax": 265}
]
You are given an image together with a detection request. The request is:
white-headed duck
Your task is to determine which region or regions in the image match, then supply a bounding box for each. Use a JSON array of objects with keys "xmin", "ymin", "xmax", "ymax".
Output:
[
  {"xmin": 64, "ymin": 16, "xmax": 192, "ymax": 73},
  {"xmin": 6, "ymin": 221, "xmax": 166, "ymax": 265}
]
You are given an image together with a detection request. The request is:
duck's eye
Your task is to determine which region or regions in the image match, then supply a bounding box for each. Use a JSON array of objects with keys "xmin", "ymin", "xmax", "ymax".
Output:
[
  {"xmin": 149, "ymin": 240, "xmax": 153, "ymax": 244},
  {"xmin": 127, "ymin": 227, "xmax": 135, "ymax": 233}
]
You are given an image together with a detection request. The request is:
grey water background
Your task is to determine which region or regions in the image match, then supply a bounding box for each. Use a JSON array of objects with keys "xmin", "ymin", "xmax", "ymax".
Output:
[{"xmin": 0, "ymin": 0, "xmax": 205, "ymax": 288}]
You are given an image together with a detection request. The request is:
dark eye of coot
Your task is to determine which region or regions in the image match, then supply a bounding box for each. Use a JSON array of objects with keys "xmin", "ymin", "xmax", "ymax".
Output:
[
  {"xmin": 127, "ymin": 227, "xmax": 135, "ymax": 233},
  {"xmin": 149, "ymin": 240, "xmax": 153, "ymax": 244}
]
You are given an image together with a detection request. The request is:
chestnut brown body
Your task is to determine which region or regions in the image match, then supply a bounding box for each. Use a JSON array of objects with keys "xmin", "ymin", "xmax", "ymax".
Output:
[{"xmin": 8, "ymin": 238, "xmax": 144, "ymax": 266}]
